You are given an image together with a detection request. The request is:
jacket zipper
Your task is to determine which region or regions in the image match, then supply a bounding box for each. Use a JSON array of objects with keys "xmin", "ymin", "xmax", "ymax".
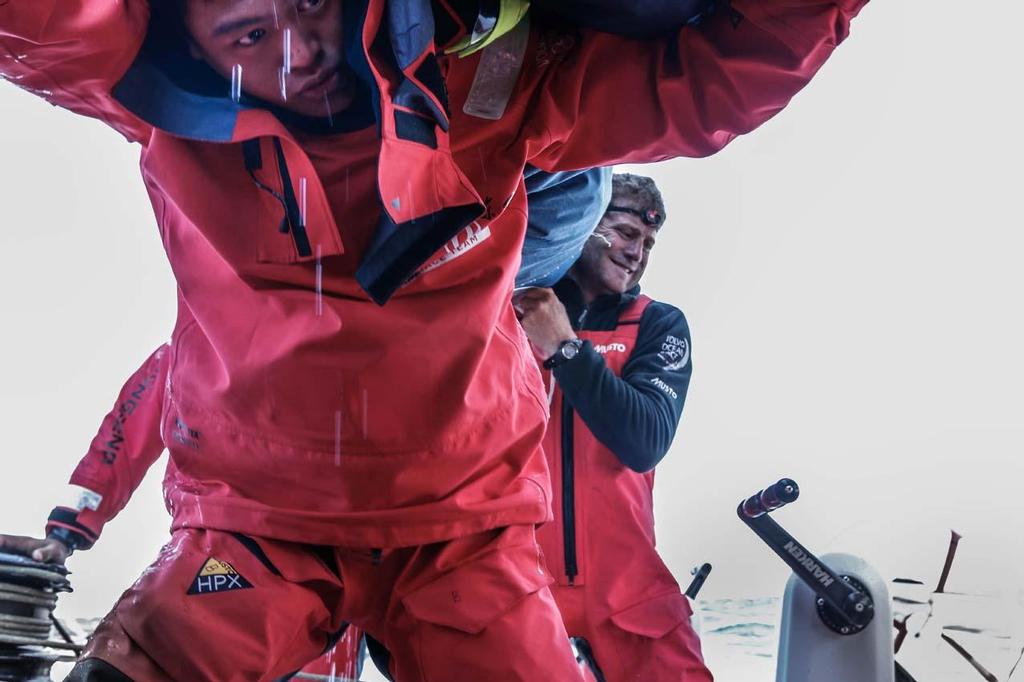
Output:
[
  {"xmin": 561, "ymin": 397, "xmax": 578, "ymax": 584},
  {"xmin": 561, "ymin": 307, "xmax": 587, "ymax": 584},
  {"xmin": 241, "ymin": 138, "xmax": 313, "ymax": 258}
]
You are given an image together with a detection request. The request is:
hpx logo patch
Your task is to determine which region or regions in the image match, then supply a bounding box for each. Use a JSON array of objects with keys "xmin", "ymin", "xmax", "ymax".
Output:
[{"xmin": 187, "ymin": 557, "xmax": 253, "ymax": 595}]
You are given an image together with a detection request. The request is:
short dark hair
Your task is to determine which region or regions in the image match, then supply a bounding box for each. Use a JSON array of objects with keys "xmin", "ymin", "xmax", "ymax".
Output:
[{"xmin": 610, "ymin": 173, "xmax": 667, "ymax": 228}]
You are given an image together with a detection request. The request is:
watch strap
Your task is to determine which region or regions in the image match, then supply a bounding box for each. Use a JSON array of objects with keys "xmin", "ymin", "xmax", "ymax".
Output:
[{"xmin": 543, "ymin": 338, "xmax": 583, "ymax": 370}]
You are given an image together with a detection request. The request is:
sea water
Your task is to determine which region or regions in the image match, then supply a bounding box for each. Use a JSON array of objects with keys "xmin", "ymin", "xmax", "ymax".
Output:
[{"xmin": 50, "ymin": 594, "xmax": 1024, "ymax": 681}]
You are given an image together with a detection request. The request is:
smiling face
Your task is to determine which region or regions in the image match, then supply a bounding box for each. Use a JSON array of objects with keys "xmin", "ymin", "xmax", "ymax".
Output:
[
  {"xmin": 572, "ymin": 204, "xmax": 659, "ymax": 303},
  {"xmin": 182, "ymin": 0, "xmax": 356, "ymax": 118}
]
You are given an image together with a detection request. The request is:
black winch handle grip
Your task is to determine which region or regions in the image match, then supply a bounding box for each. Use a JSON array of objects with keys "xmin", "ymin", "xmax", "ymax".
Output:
[{"xmin": 739, "ymin": 478, "xmax": 799, "ymax": 518}]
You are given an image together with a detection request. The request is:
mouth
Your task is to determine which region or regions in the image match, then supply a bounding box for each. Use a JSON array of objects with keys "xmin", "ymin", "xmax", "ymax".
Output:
[
  {"xmin": 609, "ymin": 257, "xmax": 636, "ymax": 278},
  {"xmin": 295, "ymin": 67, "xmax": 343, "ymax": 97}
]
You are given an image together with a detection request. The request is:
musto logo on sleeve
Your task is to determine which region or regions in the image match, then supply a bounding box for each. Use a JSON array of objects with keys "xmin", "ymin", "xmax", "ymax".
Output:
[
  {"xmin": 658, "ymin": 334, "xmax": 690, "ymax": 371},
  {"xmin": 593, "ymin": 343, "xmax": 627, "ymax": 354},
  {"xmin": 187, "ymin": 558, "xmax": 253, "ymax": 595}
]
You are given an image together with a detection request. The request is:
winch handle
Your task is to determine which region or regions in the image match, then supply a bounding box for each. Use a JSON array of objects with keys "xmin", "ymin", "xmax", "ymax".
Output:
[{"xmin": 737, "ymin": 478, "xmax": 875, "ymax": 634}]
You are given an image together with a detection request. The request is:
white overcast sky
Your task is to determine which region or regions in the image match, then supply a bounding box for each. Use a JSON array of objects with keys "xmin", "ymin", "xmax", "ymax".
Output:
[{"xmin": 1, "ymin": 0, "xmax": 1021, "ymax": 643}]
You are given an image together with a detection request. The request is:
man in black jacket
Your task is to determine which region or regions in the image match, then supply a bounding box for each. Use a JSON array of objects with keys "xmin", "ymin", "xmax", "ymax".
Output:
[{"xmin": 514, "ymin": 173, "xmax": 707, "ymax": 682}]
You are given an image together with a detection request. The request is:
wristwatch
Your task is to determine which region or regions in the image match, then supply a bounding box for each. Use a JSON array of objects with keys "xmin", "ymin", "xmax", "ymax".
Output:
[{"xmin": 543, "ymin": 338, "xmax": 584, "ymax": 370}]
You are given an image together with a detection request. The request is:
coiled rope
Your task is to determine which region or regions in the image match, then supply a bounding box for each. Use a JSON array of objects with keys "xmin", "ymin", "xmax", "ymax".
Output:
[{"xmin": 0, "ymin": 552, "xmax": 79, "ymax": 681}]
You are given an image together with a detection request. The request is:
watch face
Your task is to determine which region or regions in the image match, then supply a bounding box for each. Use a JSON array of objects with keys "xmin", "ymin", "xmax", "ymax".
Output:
[{"xmin": 562, "ymin": 342, "xmax": 579, "ymax": 360}]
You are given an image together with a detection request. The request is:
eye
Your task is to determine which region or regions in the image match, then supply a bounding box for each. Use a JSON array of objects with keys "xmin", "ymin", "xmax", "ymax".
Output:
[
  {"xmin": 299, "ymin": 0, "xmax": 326, "ymax": 13},
  {"xmin": 236, "ymin": 28, "xmax": 267, "ymax": 47}
]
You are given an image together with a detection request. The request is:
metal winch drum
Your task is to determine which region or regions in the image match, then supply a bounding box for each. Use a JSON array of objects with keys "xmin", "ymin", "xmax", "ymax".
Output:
[{"xmin": 0, "ymin": 552, "xmax": 78, "ymax": 681}]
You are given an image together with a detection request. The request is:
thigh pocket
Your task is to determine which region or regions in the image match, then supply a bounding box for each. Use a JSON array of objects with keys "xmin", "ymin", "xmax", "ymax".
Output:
[
  {"xmin": 113, "ymin": 530, "xmax": 336, "ymax": 681},
  {"xmin": 401, "ymin": 533, "xmax": 554, "ymax": 634},
  {"xmin": 609, "ymin": 592, "xmax": 693, "ymax": 639}
]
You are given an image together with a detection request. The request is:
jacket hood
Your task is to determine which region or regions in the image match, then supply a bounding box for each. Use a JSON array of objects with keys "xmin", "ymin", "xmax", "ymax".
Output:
[
  {"xmin": 112, "ymin": 0, "xmax": 489, "ymax": 305},
  {"xmin": 112, "ymin": 0, "xmax": 378, "ymax": 141}
]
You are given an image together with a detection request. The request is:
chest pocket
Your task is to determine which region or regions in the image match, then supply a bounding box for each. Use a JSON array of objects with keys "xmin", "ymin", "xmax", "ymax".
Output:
[{"xmin": 242, "ymin": 138, "xmax": 345, "ymax": 265}]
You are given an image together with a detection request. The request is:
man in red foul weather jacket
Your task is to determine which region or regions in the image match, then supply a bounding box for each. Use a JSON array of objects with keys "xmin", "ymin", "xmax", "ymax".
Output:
[
  {"xmin": 515, "ymin": 174, "xmax": 706, "ymax": 681},
  {"xmin": 0, "ymin": 167, "xmax": 611, "ymax": 681},
  {"xmin": 0, "ymin": 0, "xmax": 868, "ymax": 678}
]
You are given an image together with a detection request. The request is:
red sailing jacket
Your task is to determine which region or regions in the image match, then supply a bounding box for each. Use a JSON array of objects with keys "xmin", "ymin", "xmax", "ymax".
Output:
[
  {"xmin": 536, "ymin": 286, "xmax": 704, "ymax": 673},
  {"xmin": 4, "ymin": 0, "xmax": 869, "ymax": 548},
  {"xmin": 46, "ymin": 347, "xmax": 170, "ymax": 549},
  {"xmin": 537, "ymin": 294, "xmax": 692, "ymax": 611}
]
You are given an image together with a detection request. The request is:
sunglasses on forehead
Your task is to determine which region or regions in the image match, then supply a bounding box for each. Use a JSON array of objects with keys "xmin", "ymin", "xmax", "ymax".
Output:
[{"xmin": 605, "ymin": 204, "xmax": 663, "ymax": 227}]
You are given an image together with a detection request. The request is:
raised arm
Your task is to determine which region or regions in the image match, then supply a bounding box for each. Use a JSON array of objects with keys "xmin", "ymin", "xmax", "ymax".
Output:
[
  {"xmin": 527, "ymin": 0, "xmax": 869, "ymax": 169},
  {"xmin": 531, "ymin": 0, "xmax": 714, "ymax": 39},
  {"xmin": 45, "ymin": 345, "xmax": 169, "ymax": 553},
  {"xmin": 0, "ymin": 0, "xmax": 151, "ymax": 141}
]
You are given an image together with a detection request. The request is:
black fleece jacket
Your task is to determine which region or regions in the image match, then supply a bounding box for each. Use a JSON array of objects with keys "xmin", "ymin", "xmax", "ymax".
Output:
[{"xmin": 551, "ymin": 279, "xmax": 692, "ymax": 473}]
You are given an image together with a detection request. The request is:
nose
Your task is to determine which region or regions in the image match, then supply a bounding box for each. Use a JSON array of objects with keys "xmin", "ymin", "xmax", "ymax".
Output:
[
  {"xmin": 285, "ymin": 27, "xmax": 322, "ymax": 72},
  {"xmin": 622, "ymin": 237, "xmax": 642, "ymax": 262}
]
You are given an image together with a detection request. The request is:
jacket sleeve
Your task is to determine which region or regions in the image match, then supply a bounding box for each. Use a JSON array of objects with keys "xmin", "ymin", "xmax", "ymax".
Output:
[
  {"xmin": 526, "ymin": 0, "xmax": 869, "ymax": 169},
  {"xmin": 0, "ymin": 0, "xmax": 152, "ymax": 142},
  {"xmin": 554, "ymin": 303, "xmax": 692, "ymax": 473},
  {"xmin": 531, "ymin": 0, "xmax": 714, "ymax": 39},
  {"xmin": 45, "ymin": 345, "xmax": 169, "ymax": 550}
]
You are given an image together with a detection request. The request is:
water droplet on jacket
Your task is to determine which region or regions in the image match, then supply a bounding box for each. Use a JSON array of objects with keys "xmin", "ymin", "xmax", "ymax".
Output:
[
  {"xmin": 477, "ymin": 147, "xmax": 489, "ymax": 182},
  {"xmin": 361, "ymin": 390, "xmax": 369, "ymax": 438},
  {"xmin": 230, "ymin": 64, "xmax": 243, "ymax": 103},
  {"xmin": 324, "ymin": 91, "xmax": 335, "ymax": 127},
  {"xmin": 334, "ymin": 409, "xmax": 342, "ymax": 466},
  {"xmin": 315, "ymin": 244, "xmax": 323, "ymax": 317},
  {"xmin": 282, "ymin": 29, "xmax": 292, "ymax": 74}
]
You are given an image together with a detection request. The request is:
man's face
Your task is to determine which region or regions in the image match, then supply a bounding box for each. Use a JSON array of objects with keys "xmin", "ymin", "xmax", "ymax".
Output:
[
  {"xmin": 574, "ymin": 206, "xmax": 659, "ymax": 298},
  {"xmin": 184, "ymin": 0, "xmax": 356, "ymax": 118}
]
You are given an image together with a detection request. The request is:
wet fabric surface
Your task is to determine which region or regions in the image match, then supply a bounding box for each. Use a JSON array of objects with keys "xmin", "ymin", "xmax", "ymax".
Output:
[{"xmin": 76, "ymin": 526, "xmax": 583, "ymax": 682}]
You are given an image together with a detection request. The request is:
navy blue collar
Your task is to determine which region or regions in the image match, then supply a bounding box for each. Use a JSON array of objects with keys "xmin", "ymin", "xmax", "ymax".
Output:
[
  {"xmin": 554, "ymin": 279, "xmax": 642, "ymax": 330},
  {"xmin": 113, "ymin": 4, "xmax": 375, "ymax": 142}
]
